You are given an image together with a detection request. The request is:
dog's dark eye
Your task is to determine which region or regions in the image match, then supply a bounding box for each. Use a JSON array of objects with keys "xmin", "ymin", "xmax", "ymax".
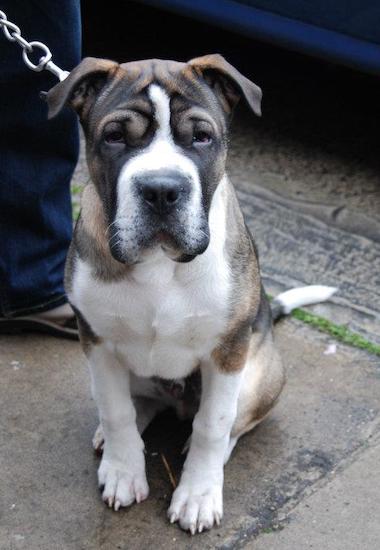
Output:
[
  {"xmin": 104, "ymin": 131, "xmax": 125, "ymax": 144},
  {"xmin": 192, "ymin": 131, "xmax": 212, "ymax": 145}
]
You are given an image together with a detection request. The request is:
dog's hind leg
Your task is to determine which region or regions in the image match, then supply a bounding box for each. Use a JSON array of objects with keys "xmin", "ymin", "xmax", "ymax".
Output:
[{"xmin": 225, "ymin": 332, "xmax": 285, "ymax": 464}]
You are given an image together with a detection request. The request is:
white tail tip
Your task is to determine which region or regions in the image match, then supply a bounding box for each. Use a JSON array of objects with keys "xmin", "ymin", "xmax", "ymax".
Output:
[{"xmin": 274, "ymin": 285, "xmax": 337, "ymax": 314}]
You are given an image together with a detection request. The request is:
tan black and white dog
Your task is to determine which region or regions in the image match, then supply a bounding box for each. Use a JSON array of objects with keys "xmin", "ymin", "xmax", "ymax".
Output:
[{"xmin": 46, "ymin": 55, "xmax": 336, "ymax": 534}]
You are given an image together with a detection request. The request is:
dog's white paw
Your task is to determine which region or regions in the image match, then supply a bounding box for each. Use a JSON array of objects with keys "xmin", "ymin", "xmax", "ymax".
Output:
[
  {"xmin": 92, "ymin": 424, "xmax": 104, "ymax": 453},
  {"xmin": 168, "ymin": 481, "xmax": 223, "ymax": 534},
  {"xmin": 98, "ymin": 457, "xmax": 149, "ymax": 510}
]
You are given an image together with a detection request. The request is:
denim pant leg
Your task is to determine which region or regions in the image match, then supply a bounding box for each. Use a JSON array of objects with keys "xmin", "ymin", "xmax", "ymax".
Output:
[{"xmin": 0, "ymin": 0, "xmax": 81, "ymax": 317}]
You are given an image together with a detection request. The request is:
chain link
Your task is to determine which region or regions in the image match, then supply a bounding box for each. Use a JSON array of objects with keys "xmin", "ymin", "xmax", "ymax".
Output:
[{"xmin": 0, "ymin": 10, "xmax": 69, "ymax": 81}]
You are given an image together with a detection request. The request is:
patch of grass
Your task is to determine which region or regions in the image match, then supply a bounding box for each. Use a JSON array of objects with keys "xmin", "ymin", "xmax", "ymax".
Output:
[
  {"xmin": 72, "ymin": 202, "xmax": 81, "ymax": 221},
  {"xmin": 290, "ymin": 308, "xmax": 380, "ymax": 357},
  {"xmin": 71, "ymin": 183, "xmax": 83, "ymax": 196},
  {"xmin": 261, "ymin": 527, "xmax": 275, "ymax": 534},
  {"xmin": 71, "ymin": 182, "xmax": 83, "ymax": 221},
  {"xmin": 260, "ymin": 523, "xmax": 285, "ymax": 535},
  {"xmin": 267, "ymin": 293, "xmax": 380, "ymax": 357}
]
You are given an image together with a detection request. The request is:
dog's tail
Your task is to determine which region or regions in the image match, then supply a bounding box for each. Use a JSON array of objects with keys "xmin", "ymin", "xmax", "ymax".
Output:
[{"xmin": 271, "ymin": 285, "xmax": 337, "ymax": 322}]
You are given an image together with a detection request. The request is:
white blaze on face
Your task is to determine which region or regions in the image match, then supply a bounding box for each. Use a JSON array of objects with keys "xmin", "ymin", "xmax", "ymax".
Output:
[
  {"xmin": 149, "ymin": 84, "xmax": 171, "ymax": 139},
  {"xmin": 116, "ymin": 84, "xmax": 202, "ymax": 232}
]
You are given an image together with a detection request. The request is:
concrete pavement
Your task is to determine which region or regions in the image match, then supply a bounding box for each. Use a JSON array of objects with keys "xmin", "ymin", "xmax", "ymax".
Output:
[
  {"xmin": 252, "ymin": 441, "xmax": 380, "ymax": 550},
  {"xmin": 1, "ymin": 321, "xmax": 379, "ymax": 549}
]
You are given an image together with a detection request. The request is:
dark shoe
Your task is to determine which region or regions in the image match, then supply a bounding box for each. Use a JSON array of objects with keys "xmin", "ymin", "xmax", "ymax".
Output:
[{"xmin": 0, "ymin": 303, "xmax": 79, "ymax": 340}]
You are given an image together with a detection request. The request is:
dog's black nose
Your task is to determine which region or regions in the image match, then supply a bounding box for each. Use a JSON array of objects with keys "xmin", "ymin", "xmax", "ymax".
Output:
[{"xmin": 137, "ymin": 171, "xmax": 190, "ymax": 215}]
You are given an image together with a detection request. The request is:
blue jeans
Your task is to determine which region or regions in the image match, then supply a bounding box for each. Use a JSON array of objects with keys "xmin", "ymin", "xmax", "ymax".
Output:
[{"xmin": 0, "ymin": 0, "xmax": 81, "ymax": 317}]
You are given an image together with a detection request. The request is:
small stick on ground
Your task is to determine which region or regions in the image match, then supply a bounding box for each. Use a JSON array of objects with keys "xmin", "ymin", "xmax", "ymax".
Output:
[{"xmin": 160, "ymin": 453, "xmax": 177, "ymax": 489}]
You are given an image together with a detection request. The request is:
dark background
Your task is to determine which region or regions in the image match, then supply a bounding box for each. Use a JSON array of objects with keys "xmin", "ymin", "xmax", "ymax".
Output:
[{"xmin": 81, "ymin": 0, "xmax": 379, "ymax": 169}]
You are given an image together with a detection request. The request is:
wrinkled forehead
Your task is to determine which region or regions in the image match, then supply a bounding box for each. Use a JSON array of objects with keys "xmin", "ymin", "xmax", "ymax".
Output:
[{"xmin": 88, "ymin": 58, "xmax": 226, "ymax": 132}]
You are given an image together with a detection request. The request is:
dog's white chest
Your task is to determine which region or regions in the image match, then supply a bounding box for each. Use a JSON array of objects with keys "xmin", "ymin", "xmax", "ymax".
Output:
[{"xmin": 72, "ymin": 246, "xmax": 229, "ymax": 379}]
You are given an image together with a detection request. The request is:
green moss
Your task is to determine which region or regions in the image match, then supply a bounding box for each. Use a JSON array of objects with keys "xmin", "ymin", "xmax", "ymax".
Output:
[
  {"xmin": 290, "ymin": 308, "xmax": 380, "ymax": 357},
  {"xmin": 72, "ymin": 203, "xmax": 81, "ymax": 221},
  {"xmin": 71, "ymin": 182, "xmax": 83, "ymax": 221},
  {"xmin": 71, "ymin": 183, "xmax": 83, "ymax": 196},
  {"xmin": 267, "ymin": 293, "xmax": 380, "ymax": 356},
  {"xmin": 261, "ymin": 527, "xmax": 275, "ymax": 534}
]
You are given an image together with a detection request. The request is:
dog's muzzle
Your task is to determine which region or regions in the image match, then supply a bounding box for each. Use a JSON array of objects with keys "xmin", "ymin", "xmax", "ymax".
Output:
[{"xmin": 111, "ymin": 167, "xmax": 209, "ymax": 265}]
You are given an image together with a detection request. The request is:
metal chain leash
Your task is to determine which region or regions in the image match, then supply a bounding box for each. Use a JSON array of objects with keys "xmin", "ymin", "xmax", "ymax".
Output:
[{"xmin": 0, "ymin": 9, "xmax": 69, "ymax": 81}]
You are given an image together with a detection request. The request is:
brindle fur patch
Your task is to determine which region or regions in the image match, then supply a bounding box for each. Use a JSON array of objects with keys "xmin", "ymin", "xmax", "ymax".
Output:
[
  {"xmin": 74, "ymin": 184, "xmax": 130, "ymax": 282},
  {"xmin": 212, "ymin": 181, "xmax": 263, "ymax": 373},
  {"xmin": 212, "ymin": 323, "xmax": 250, "ymax": 373},
  {"xmin": 71, "ymin": 305, "xmax": 101, "ymax": 356}
]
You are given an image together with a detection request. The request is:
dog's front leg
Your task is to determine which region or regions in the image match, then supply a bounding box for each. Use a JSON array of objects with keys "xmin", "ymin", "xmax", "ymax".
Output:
[
  {"xmin": 89, "ymin": 343, "xmax": 148, "ymax": 510},
  {"xmin": 168, "ymin": 360, "xmax": 244, "ymax": 533}
]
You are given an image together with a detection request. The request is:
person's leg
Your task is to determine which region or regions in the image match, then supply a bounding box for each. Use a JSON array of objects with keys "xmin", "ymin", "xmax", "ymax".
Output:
[{"xmin": 0, "ymin": 0, "xmax": 81, "ymax": 320}]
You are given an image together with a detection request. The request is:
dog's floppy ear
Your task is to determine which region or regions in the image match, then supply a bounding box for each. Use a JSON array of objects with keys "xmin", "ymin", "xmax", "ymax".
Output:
[
  {"xmin": 45, "ymin": 57, "xmax": 119, "ymax": 120},
  {"xmin": 188, "ymin": 53, "xmax": 262, "ymax": 116}
]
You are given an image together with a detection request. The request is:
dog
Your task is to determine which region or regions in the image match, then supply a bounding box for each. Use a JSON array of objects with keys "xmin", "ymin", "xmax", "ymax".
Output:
[{"xmin": 46, "ymin": 54, "xmax": 336, "ymax": 534}]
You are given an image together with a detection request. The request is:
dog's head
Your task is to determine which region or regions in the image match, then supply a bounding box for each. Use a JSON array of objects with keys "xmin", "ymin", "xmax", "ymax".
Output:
[{"xmin": 47, "ymin": 55, "xmax": 261, "ymax": 264}]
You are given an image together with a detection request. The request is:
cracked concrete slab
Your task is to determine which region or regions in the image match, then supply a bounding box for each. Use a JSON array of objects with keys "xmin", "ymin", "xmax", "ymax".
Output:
[
  {"xmin": 236, "ymin": 173, "xmax": 380, "ymax": 345},
  {"xmin": 252, "ymin": 440, "xmax": 380, "ymax": 550},
  {"xmin": 1, "ymin": 321, "xmax": 379, "ymax": 549},
  {"xmin": 228, "ymin": 109, "xmax": 380, "ymax": 346}
]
